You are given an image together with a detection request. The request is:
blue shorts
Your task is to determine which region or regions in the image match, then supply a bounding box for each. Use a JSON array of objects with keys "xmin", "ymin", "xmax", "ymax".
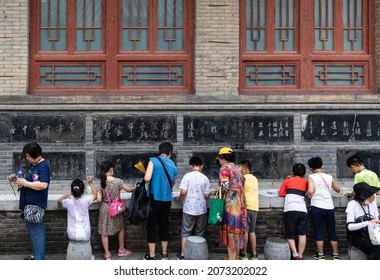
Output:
[{"xmin": 310, "ymin": 206, "xmax": 338, "ymax": 241}]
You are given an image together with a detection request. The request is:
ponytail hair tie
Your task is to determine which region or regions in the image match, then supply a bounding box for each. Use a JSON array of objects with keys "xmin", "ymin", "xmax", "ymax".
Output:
[{"xmin": 73, "ymin": 186, "xmax": 80, "ymax": 190}]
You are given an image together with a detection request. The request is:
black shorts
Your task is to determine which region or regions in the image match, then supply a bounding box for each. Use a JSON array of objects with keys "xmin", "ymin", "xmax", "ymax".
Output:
[{"xmin": 283, "ymin": 211, "xmax": 308, "ymax": 239}]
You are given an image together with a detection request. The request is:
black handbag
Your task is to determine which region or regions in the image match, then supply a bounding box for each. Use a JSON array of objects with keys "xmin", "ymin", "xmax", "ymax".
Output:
[
  {"xmin": 126, "ymin": 156, "xmax": 173, "ymax": 225},
  {"xmin": 126, "ymin": 179, "xmax": 152, "ymax": 225}
]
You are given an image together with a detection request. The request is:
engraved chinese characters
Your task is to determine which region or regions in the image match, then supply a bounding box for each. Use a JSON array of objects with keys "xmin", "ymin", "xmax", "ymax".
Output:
[
  {"xmin": 301, "ymin": 114, "xmax": 380, "ymax": 142},
  {"xmin": 184, "ymin": 115, "xmax": 293, "ymax": 143},
  {"xmin": 0, "ymin": 114, "xmax": 85, "ymax": 143},
  {"xmin": 93, "ymin": 115, "xmax": 176, "ymax": 143}
]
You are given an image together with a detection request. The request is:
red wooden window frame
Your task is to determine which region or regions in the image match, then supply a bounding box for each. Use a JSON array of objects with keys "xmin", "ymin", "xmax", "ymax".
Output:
[
  {"xmin": 29, "ymin": 0, "xmax": 194, "ymax": 95},
  {"xmin": 240, "ymin": 0, "xmax": 375, "ymax": 94}
]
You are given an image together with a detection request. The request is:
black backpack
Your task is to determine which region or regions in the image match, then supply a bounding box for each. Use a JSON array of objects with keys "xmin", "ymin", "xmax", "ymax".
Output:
[{"xmin": 126, "ymin": 179, "xmax": 151, "ymax": 225}]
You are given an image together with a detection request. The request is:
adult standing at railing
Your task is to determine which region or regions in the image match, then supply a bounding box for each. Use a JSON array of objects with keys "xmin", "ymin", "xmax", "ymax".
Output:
[
  {"xmin": 12, "ymin": 142, "xmax": 50, "ymax": 260},
  {"xmin": 143, "ymin": 141, "xmax": 178, "ymax": 260},
  {"xmin": 216, "ymin": 147, "xmax": 247, "ymax": 260}
]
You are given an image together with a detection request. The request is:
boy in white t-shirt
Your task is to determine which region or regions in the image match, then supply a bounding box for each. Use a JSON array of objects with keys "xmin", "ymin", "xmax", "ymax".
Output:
[{"xmin": 175, "ymin": 156, "xmax": 211, "ymax": 260}]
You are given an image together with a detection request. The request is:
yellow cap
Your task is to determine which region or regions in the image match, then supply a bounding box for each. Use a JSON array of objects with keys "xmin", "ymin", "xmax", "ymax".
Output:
[{"xmin": 216, "ymin": 147, "xmax": 234, "ymax": 159}]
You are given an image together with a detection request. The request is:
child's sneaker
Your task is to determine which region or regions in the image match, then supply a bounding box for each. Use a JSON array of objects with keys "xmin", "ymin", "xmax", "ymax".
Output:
[
  {"xmin": 176, "ymin": 253, "xmax": 184, "ymax": 260},
  {"xmin": 239, "ymin": 253, "xmax": 249, "ymax": 260},
  {"xmin": 331, "ymin": 253, "xmax": 340, "ymax": 260},
  {"xmin": 251, "ymin": 253, "xmax": 259, "ymax": 260},
  {"xmin": 117, "ymin": 248, "xmax": 133, "ymax": 257},
  {"xmin": 312, "ymin": 251, "xmax": 325, "ymax": 260}
]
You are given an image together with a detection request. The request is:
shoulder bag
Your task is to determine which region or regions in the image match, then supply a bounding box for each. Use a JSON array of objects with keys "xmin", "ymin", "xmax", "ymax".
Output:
[
  {"xmin": 23, "ymin": 204, "xmax": 45, "ymax": 223},
  {"xmin": 105, "ymin": 187, "xmax": 125, "ymax": 217},
  {"xmin": 208, "ymin": 187, "xmax": 225, "ymax": 225},
  {"xmin": 22, "ymin": 181, "xmax": 45, "ymax": 223}
]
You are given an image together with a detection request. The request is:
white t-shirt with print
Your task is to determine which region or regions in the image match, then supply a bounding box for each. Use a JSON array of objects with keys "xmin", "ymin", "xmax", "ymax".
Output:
[{"xmin": 179, "ymin": 171, "xmax": 211, "ymax": 216}]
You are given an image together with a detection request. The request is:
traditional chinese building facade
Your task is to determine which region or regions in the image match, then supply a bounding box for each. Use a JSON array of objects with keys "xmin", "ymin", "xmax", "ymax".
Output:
[{"xmin": 0, "ymin": 0, "xmax": 380, "ymax": 256}]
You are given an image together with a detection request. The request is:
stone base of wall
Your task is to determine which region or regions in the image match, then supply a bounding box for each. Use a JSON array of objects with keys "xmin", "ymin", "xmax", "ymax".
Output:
[{"xmin": 0, "ymin": 208, "xmax": 349, "ymax": 256}]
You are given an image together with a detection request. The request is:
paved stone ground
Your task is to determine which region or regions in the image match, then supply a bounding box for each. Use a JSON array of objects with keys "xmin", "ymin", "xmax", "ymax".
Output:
[{"xmin": 0, "ymin": 251, "xmax": 348, "ymax": 260}]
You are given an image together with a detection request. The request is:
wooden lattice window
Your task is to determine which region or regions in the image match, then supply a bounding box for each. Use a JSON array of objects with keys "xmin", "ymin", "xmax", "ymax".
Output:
[
  {"xmin": 29, "ymin": 0, "xmax": 194, "ymax": 95},
  {"xmin": 240, "ymin": 0, "xmax": 375, "ymax": 94}
]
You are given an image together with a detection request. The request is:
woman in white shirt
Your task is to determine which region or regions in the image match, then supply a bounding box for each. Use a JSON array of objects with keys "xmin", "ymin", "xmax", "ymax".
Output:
[{"xmin": 346, "ymin": 182, "xmax": 380, "ymax": 260}]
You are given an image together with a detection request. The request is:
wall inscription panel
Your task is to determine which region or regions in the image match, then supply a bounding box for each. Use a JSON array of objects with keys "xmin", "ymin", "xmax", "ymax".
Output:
[
  {"xmin": 193, "ymin": 150, "xmax": 294, "ymax": 180},
  {"xmin": 0, "ymin": 114, "xmax": 85, "ymax": 143},
  {"xmin": 13, "ymin": 152, "xmax": 86, "ymax": 180},
  {"xmin": 93, "ymin": 115, "xmax": 177, "ymax": 143},
  {"xmin": 302, "ymin": 114, "xmax": 380, "ymax": 142},
  {"xmin": 183, "ymin": 115, "xmax": 294, "ymax": 143},
  {"xmin": 337, "ymin": 150, "xmax": 380, "ymax": 179},
  {"xmin": 95, "ymin": 152, "xmax": 178, "ymax": 180}
]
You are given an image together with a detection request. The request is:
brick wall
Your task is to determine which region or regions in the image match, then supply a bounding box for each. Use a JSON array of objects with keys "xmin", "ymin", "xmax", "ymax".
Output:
[
  {"xmin": 0, "ymin": 208, "xmax": 349, "ymax": 256},
  {"xmin": 0, "ymin": 0, "xmax": 28, "ymax": 95},
  {"xmin": 194, "ymin": 1, "xmax": 239, "ymax": 96}
]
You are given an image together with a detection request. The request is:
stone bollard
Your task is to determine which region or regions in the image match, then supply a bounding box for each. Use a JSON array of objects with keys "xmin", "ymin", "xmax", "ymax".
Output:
[
  {"xmin": 264, "ymin": 237, "xmax": 291, "ymax": 260},
  {"xmin": 184, "ymin": 236, "xmax": 209, "ymax": 260},
  {"xmin": 66, "ymin": 240, "xmax": 92, "ymax": 260},
  {"xmin": 348, "ymin": 246, "xmax": 367, "ymax": 260}
]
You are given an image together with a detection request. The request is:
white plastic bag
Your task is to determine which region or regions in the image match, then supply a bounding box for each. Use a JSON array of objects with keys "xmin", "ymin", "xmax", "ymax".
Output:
[{"xmin": 368, "ymin": 223, "xmax": 380, "ymax": 245}]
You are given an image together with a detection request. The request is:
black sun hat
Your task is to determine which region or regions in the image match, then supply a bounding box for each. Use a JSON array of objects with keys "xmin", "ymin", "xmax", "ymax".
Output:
[{"xmin": 353, "ymin": 182, "xmax": 379, "ymax": 201}]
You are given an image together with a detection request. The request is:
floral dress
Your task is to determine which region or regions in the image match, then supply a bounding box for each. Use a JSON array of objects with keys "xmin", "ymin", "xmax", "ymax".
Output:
[
  {"xmin": 219, "ymin": 162, "xmax": 247, "ymax": 251},
  {"xmin": 97, "ymin": 178, "xmax": 124, "ymax": 236}
]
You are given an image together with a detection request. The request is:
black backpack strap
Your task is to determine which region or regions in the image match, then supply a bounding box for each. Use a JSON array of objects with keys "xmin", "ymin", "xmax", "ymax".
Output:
[{"xmin": 156, "ymin": 156, "xmax": 173, "ymax": 187}]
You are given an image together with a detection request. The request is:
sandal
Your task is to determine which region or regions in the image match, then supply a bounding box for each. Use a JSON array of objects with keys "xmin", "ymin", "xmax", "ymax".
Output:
[
  {"xmin": 117, "ymin": 248, "xmax": 133, "ymax": 257},
  {"xmin": 143, "ymin": 253, "xmax": 157, "ymax": 260},
  {"xmin": 160, "ymin": 252, "xmax": 169, "ymax": 260},
  {"xmin": 104, "ymin": 253, "xmax": 112, "ymax": 260}
]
